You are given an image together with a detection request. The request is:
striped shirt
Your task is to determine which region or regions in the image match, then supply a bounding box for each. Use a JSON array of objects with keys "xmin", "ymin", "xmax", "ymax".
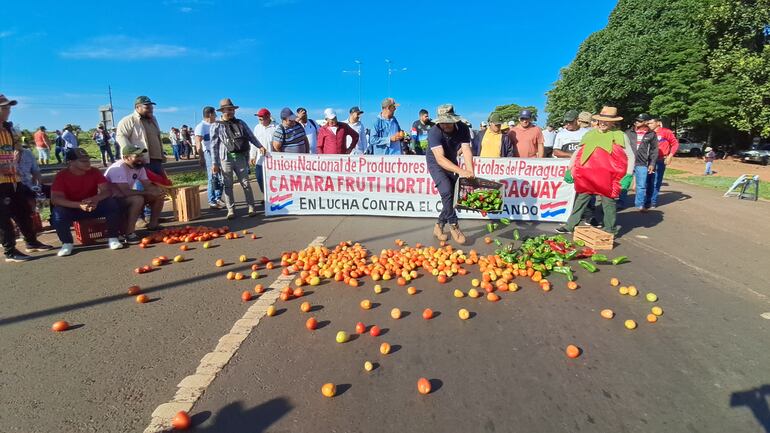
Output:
[
  {"xmin": 272, "ymin": 123, "xmax": 308, "ymax": 153},
  {"xmin": 0, "ymin": 123, "xmax": 19, "ymax": 184}
]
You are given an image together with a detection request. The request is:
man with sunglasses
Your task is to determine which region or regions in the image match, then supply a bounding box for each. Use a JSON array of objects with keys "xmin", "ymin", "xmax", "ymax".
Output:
[
  {"xmin": 507, "ymin": 109, "xmax": 544, "ymax": 158},
  {"xmin": 105, "ymin": 144, "xmax": 166, "ymax": 243}
]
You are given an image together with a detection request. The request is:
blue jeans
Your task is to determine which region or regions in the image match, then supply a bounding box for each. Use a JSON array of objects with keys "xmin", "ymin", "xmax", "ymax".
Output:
[
  {"xmin": 52, "ymin": 197, "xmax": 122, "ymax": 244},
  {"xmin": 632, "ymin": 165, "xmax": 649, "ymax": 209},
  {"xmin": 255, "ymin": 164, "xmax": 264, "ymax": 198},
  {"xmin": 171, "ymin": 144, "xmax": 181, "ymax": 161},
  {"xmin": 705, "ymin": 161, "xmax": 713, "ymax": 175},
  {"xmin": 645, "ymin": 159, "xmax": 666, "ymax": 208},
  {"xmin": 203, "ymin": 150, "xmax": 223, "ymax": 204}
]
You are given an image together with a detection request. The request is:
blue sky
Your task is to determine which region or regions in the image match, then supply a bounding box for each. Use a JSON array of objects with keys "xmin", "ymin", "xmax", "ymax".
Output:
[{"xmin": 0, "ymin": 0, "xmax": 617, "ymax": 132}]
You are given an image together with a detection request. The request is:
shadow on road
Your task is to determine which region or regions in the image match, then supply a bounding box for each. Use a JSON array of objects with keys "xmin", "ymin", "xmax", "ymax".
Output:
[
  {"xmin": 730, "ymin": 385, "xmax": 770, "ymax": 433},
  {"xmin": 193, "ymin": 398, "xmax": 292, "ymax": 432}
]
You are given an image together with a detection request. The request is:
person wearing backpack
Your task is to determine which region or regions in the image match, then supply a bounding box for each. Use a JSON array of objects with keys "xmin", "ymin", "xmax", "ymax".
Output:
[{"xmin": 210, "ymin": 98, "xmax": 265, "ymax": 219}]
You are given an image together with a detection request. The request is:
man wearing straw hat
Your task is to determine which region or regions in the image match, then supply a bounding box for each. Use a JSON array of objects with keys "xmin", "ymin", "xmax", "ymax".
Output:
[
  {"xmin": 557, "ymin": 106, "xmax": 635, "ymax": 235},
  {"xmin": 426, "ymin": 104, "xmax": 475, "ymax": 244},
  {"xmin": 210, "ymin": 98, "xmax": 265, "ymax": 219}
]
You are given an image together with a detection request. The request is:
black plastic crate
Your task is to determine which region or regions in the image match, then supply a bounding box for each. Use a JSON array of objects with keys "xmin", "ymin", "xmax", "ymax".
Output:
[{"xmin": 455, "ymin": 177, "xmax": 504, "ymax": 213}]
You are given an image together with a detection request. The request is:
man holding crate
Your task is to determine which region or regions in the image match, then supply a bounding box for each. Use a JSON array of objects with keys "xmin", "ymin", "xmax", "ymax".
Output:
[{"xmin": 426, "ymin": 104, "xmax": 475, "ymax": 244}]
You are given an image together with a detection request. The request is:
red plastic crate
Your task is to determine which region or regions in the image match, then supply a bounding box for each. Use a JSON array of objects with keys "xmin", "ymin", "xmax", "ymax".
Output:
[{"xmin": 74, "ymin": 218, "xmax": 109, "ymax": 246}]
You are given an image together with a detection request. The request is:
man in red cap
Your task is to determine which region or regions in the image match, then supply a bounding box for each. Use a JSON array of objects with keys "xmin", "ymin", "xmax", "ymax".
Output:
[
  {"xmin": 0, "ymin": 94, "xmax": 53, "ymax": 262},
  {"xmin": 251, "ymin": 108, "xmax": 277, "ymax": 201}
]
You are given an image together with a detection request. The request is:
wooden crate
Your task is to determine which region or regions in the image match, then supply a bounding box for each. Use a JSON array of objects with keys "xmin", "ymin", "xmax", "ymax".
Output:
[
  {"xmin": 172, "ymin": 186, "xmax": 201, "ymax": 222},
  {"xmin": 573, "ymin": 226, "xmax": 614, "ymax": 250}
]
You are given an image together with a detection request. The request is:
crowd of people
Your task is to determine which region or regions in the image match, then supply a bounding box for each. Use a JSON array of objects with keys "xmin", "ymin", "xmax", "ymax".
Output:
[{"xmin": 0, "ymin": 90, "xmax": 683, "ymax": 262}]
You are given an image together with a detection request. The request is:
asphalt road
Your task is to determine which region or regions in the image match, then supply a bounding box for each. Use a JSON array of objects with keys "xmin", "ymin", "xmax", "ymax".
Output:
[{"xmin": 1, "ymin": 179, "xmax": 768, "ymax": 433}]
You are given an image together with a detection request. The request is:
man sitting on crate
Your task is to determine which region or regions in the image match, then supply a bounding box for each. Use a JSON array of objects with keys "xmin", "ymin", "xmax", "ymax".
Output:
[
  {"xmin": 105, "ymin": 144, "xmax": 165, "ymax": 243},
  {"xmin": 426, "ymin": 104, "xmax": 475, "ymax": 244},
  {"xmin": 50, "ymin": 148, "xmax": 123, "ymax": 256}
]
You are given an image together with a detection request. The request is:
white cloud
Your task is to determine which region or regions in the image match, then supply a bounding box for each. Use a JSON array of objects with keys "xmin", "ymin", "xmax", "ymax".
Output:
[
  {"xmin": 179, "ymin": 7, "xmax": 193, "ymax": 12},
  {"xmin": 156, "ymin": 106, "xmax": 180, "ymax": 113},
  {"xmin": 60, "ymin": 36, "xmax": 190, "ymax": 60},
  {"xmin": 59, "ymin": 35, "xmax": 256, "ymax": 60},
  {"xmin": 0, "ymin": 30, "xmax": 15, "ymax": 38}
]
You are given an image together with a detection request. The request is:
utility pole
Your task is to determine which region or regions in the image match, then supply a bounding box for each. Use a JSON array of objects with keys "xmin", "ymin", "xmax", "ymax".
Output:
[
  {"xmin": 108, "ymin": 85, "xmax": 114, "ymax": 128},
  {"xmin": 385, "ymin": 59, "xmax": 407, "ymax": 98},
  {"xmin": 342, "ymin": 60, "xmax": 363, "ymax": 108}
]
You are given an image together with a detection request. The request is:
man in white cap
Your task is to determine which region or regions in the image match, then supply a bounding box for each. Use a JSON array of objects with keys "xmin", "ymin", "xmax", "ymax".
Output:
[
  {"xmin": 210, "ymin": 98, "xmax": 265, "ymax": 219},
  {"xmin": 426, "ymin": 104, "xmax": 475, "ymax": 244},
  {"xmin": 317, "ymin": 109, "xmax": 359, "ymax": 154}
]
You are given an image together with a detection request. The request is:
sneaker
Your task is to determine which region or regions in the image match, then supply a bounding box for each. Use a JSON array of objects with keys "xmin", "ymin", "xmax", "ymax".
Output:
[
  {"xmin": 215, "ymin": 199, "xmax": 226, "ymax": 208},
  {"xmin": 209, "ymin": 202, "xmax": 220, "ymax": 209},
  {"xmin": 589, "ymin": 218, "xmax": 601, "ymax": 227},
  {"xmin": 246, "ymin": 206, "xmax": 257, "ymax": 217},
  {"xmin": 555, "ymin": 226, "xmax": 572, "ymax": 234},
  {"xmin": 146, "ymin": 224, "xmax": 163, "ymax": 232},
  {"xmin": 124, "ymin": 233, "xmax": 141, "ymax": 244},
  {"xmin": 5, "ymin": 249, "xmax": 32, "ymax": 262},
  {"xmin": 433, "ymin": 223, "xmax": 448, "ymax": 242},
  {"xmin": 639, "ymin": 207, "xmax": 649, "ymax": 213},
  {"xmin": 108, "ymin": 238, "xmax": 123, "ymax": 250},
  {"xmin": 25, "ymin": 242, "xmax": 54, "ymax": 253},
  {"xmin": 57, "ymin": 243, "xmax": 74, "ymax": 257},
  {"xmin": 448, "ymin": 224, "xmax": 466, "ymax": 245},
  {"xmin": 226, "ymin": 210, "xmax": 236, "ymax": 220}
]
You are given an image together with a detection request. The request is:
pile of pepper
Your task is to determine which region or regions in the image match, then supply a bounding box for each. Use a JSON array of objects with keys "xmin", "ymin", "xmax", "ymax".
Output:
[
  {"xmin": 458, "ymin": 188, "xmax": 503, "ymax": 214},
  {"xmin": 495, "ymin": 233, "xmax": 629, "ymax": 281}
]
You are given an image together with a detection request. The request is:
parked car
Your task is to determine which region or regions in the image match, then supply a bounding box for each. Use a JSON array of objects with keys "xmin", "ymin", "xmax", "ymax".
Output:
[
  {"xmin": 739, "ymin": 143, "xmax": 770, "ymax": 166},
  {"xmin": 675, "ymin": 138, "xmax": 704, "ymax": 157}
]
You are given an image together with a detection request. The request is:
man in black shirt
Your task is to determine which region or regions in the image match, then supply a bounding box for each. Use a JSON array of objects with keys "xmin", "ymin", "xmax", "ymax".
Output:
[{"xmin": 426, "ymin": 104, "xmax": 475, "ymax": 244}]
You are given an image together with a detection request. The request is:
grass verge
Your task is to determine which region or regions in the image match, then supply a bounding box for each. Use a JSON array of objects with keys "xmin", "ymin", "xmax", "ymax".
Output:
[{"xmin": 665, "ymin": 170, "xmax": 769, "ymax": 200}]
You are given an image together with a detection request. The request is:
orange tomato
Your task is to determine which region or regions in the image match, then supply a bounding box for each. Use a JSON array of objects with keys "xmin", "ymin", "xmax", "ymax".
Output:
[
  {"xmin": 417, "ymin": 377, "xmax": 431, "ymax": 395},
  {"xmin": 171, "ymin": 411, "xmax": 191, "ymax": 430},
  {"xmin": 566, "ymin": 345, "xmax": 581, "ymax": 358},
  {"xmin": 51, "ymin": 320, "xmax": 69, "ymax": 332}
]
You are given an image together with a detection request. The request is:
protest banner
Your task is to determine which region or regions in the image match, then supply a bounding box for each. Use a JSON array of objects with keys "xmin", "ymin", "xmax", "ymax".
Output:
[{"xmin": 263, "ymin": 153, "xmax": 574, "ymax": 222}]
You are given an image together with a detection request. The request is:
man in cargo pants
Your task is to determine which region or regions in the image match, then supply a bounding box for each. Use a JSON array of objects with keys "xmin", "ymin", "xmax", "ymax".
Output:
[{"xmin": 426, "ymin": 104, "xmax": 475, "ymax": 244}]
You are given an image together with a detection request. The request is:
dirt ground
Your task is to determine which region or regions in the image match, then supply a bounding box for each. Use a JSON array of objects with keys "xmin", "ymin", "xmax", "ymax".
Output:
[{"xmin": 670, "ymin": 156, "xmax": 768, "ymax": 178}]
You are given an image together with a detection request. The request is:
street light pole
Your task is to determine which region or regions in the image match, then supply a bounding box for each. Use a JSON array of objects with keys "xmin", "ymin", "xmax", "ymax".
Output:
[
  {"xmin": 385, "ymin": 59, "xmax": 407, "ymax": 98},
  {"xmin": 342, "ymin": 60, "xmax": 363, "ymax": 108}
]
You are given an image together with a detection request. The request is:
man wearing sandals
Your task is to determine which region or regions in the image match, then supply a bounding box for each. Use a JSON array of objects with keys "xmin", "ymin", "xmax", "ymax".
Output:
[{"xmin": 426, "ymin": 104, "xmax": 475, "ymax": 244}]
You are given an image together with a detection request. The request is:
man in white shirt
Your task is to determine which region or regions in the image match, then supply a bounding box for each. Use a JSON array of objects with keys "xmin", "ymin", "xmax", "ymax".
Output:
[
  {"xmin": 61, "ymin": 125, "xmax": 78, "ymax": 149},
  {"xmin": 296, "ymin": 107, "xmax": 319, "ymax": 154},
  {"xmin": 250, "ymin": 108, "xmax": 277, "ymax": 201},
  {"xmin": 553, "ymin": 110, "xmax": 589, "ymax": 158},
  {"xmin": 542, "ymin": 124, "xmax": 557, "ymax": 157},
  {"xmin": 104, "ymin": 144, "xmax": 165, "ymax": 242},
  {"xmin": 194, "ymin": 106, "xmax": 224, "ymax": 209},
  {"xmin": 346, "ymin": 106, "xmax": 366, "ymax": 154}
]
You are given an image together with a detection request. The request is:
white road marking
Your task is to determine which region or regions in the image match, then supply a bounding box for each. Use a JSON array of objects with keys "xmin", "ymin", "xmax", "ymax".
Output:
[
  {"xmin": 761, "ymin": 313, "xmax": 770, "ymax": 320},
  {"xmin": 635, "ymin": 235, "xmax": 649, "ymax": 239},
  {"xmin": 143, "ymin": 236, "xmax": 327, "ymax": 433}
]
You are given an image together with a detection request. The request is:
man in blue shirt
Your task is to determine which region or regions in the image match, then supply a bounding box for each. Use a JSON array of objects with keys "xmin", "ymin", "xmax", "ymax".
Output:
[
  {"xmin": 368, "ymin": 97, "xmax": 407, "ymax": 155},
  {"xmin": 426, "ymin": 104, "xmax": 475, "ymax": 244}
]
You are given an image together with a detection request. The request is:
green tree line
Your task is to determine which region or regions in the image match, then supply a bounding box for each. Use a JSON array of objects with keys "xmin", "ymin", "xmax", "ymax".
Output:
[{"xmin": 545, "ymin": 0, "xmax": 770, "ymax": 150}]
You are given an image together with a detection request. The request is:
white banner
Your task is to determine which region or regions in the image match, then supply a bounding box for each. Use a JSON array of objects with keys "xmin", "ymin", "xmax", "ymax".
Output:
[{"xmin": 263, "ymin": 154, "xmax": 575, "ymax": 222}]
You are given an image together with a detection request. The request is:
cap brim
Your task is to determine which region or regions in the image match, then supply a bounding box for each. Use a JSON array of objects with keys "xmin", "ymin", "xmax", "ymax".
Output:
[
  {"xmin": 592, "ymin": 115, "xmax": 623, "ymax": 122},
  {"xmin": 284, "ymin": 115, "xmax": 297, "ymax": 121},
  {"xmin": 0, "ymin": 100, "xmax": 18, "ymax": 107}
]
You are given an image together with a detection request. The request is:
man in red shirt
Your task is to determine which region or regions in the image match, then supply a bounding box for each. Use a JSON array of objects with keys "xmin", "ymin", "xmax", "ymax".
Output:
[
  {"xmin": 646, "ymin": 116, "xmax": 679, "ymax": 208},
  {"xmin": 507, "ymin": 110, "xmax": 544, "ymax": 158},
  {"xmin": 51, "ymin": 148, "xmax": 123, "ymax": 256},
  {"xmin": 316, "ymin": 109, "xmax": 359, "ymax": 154}
]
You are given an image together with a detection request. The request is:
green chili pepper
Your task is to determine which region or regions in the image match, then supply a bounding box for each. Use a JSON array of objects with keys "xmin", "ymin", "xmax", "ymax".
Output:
[
  {"xmin": 591, "ymin": 254, "xmax": 609, "ymax": 263},
  {"xmin": 494, "ymin": 239, "xmax": 502, "ymax": 247},
  {"xmin": 578, "ymin": 260, "xmax": 598, "ymax": 273},
  {"xmin": 513, "ymin": 229, "xmax": 520, "ymax": 241},
  {"xmin": 500, "ymin": 218, "xmax": 510, "ymax": 226},
  {"xmin": 574, "ymin": 239, "xmax": 585, "ymax": 247},
  {"xmin": 553, "ymin": 266, "xmax": 575, "ymax": 281},
  {"xmin": 611, "ymin": 256, "xmax": 629, "ymax": 265}
]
